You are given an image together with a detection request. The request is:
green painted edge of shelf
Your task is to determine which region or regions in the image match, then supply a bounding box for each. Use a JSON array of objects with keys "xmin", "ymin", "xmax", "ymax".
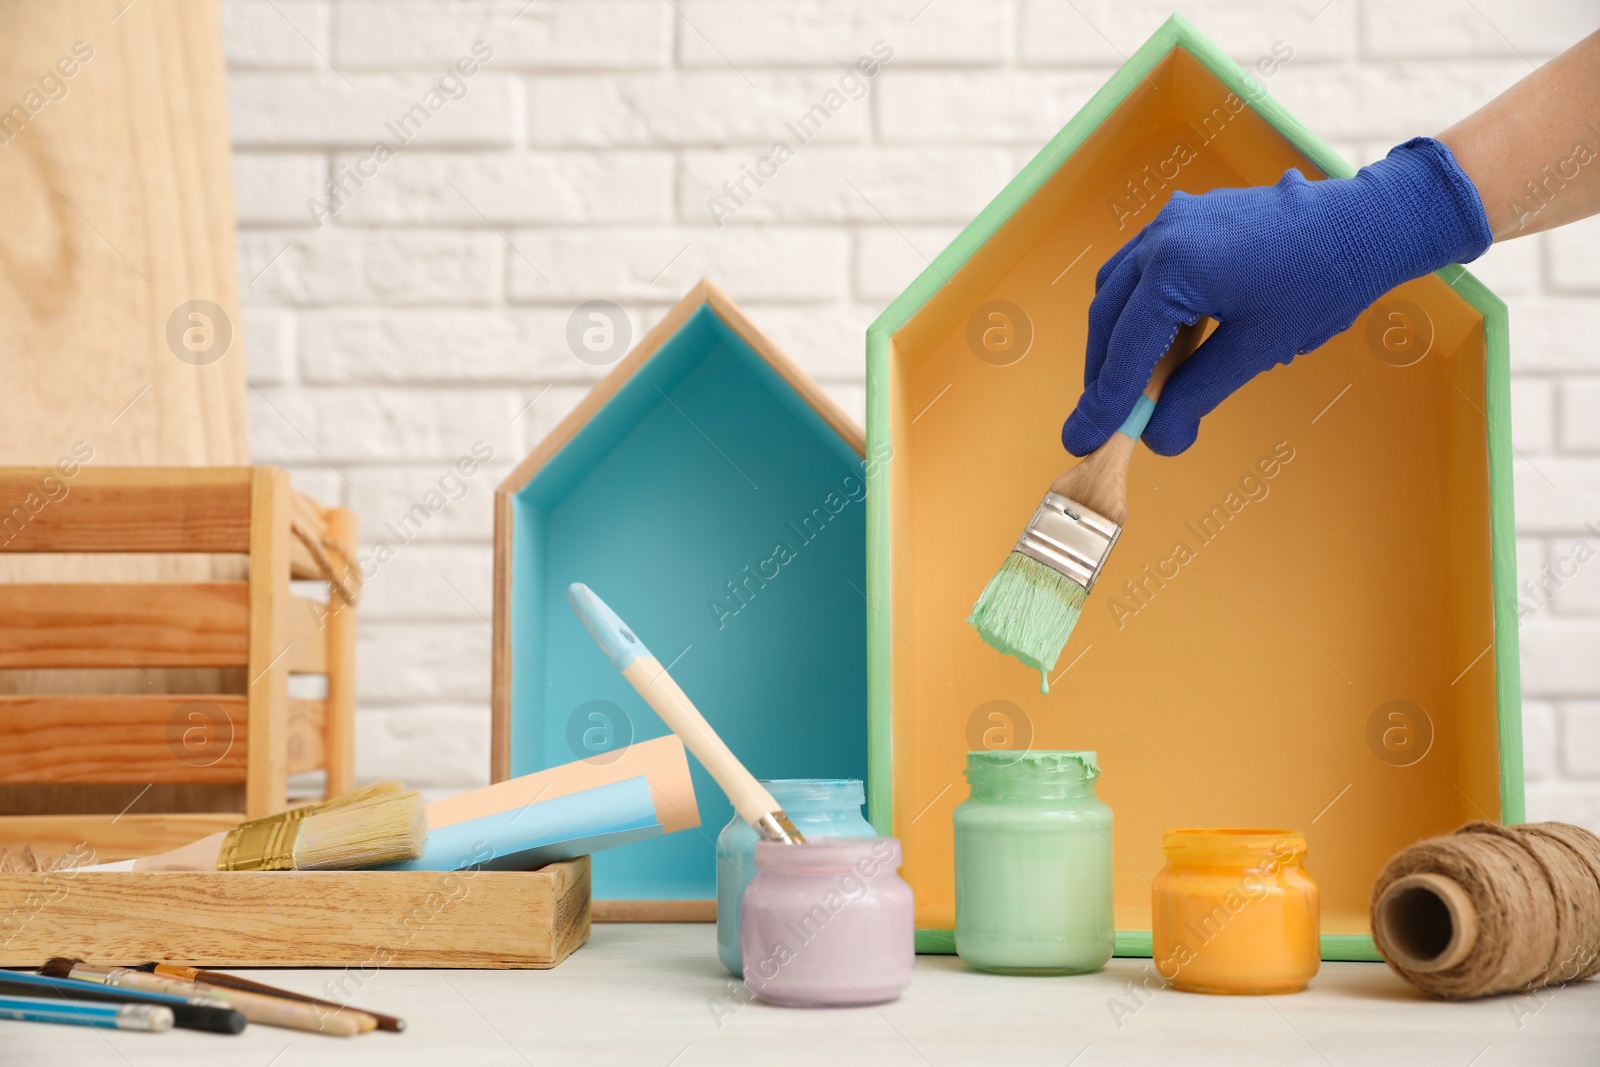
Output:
[
  {"xmin": 915, "ymin": 929, "xmax": 1383, "ymax": 964},
  {"xmin": 867, "ymin": 14, "xmax": 1523, "ymax": 956}
]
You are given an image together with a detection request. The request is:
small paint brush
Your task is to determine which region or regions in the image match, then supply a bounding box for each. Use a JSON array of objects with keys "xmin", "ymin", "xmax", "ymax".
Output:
[
  {"xmin": 0, "ymin": 993, "xmax": 172, "ymax": 1032},
  {"xmin": 39, "ymin": 960, "xmax": 369, "ymax": 1036},
  {"xmin": 567, "ymin": 583, "xmax": 804, "ymax": 844},
  {"xmin": 969, "ymin": 321, "xmax": 1207, "ymax": 691},
  {"xmin": 135, "ymin": 963, "xmax": 402, "ymax": 1032},
  {"xmin": 72, "ymin": 780, "xmax": 426, "ymax": 873},
  {"xmin": 0, "ymin": 970, "xmax": 246, "ymax": 1034}
]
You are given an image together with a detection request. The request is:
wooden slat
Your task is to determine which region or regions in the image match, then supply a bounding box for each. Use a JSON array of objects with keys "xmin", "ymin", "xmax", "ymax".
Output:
[
  {"xmin": 322, "ymin": 508, "xmax": 358, "ymax": 795},
  {"xmin": 288, "ymin": 536, "xmax": 320, "ymax": 580},
  {"xmin": 286, "ymin": 594, "xmax": 328, "ymax": 674},
  {"xmin": 0, "ymin": 471, "xmax": 253, "ymax": 553},
  {"xmin": 0, "ymin": 858, "xmax": 589, "ymax": 968},
  {"xmin": 0, "ymin": 695, "xmax": 247, "ymax": 785},
  {"xmin": 0, "ymin": 582, "xmax": 248, "ymax": 668},
  {"xmin": 593, "ymin": 899, "xmax": 716, "ymax": 922},
  {"xmin": 246, "ymin": 469, "xmax": 291, "ymax": 817},
  {"xmin": 0, "ymin": 813, "xmax": 244, "ymax": 863},
  {"xmin": 285, "ymin": 699, "xmax": 326, "ymax": 776}
]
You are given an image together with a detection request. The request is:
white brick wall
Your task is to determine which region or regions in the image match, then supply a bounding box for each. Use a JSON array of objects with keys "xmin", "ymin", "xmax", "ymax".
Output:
[{"xmin": 225, "ymin": 0, "xmax": 1600, "ymax": 822}]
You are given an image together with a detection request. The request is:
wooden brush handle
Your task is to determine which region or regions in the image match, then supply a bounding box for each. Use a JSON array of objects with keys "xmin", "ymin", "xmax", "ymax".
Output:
[
  {"xmin": 1140, "ymin": 320, "xmax": 1205, "ymax": 406},
  {"xmin": 567, "ymin": 583, "xmax": 782, "ymax": 831},
  {"xmin": 1050, "ymin": 320, "xmax": 1209, "ymax": 515},
  {"xmin": 104, "ymin": 970, "xmax": 365, "ymax": 1035},
  {"xmin": 620, "ymin": 659, "xmax": 781, "ymax": 828}
]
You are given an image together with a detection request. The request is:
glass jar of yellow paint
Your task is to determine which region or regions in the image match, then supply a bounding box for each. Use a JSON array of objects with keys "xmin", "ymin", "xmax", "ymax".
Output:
[
  {"xmin": 953, "ymin": 751, "xmax": 1114, "ymax": 974},
  {"xmin": 1151, "ymin": 829, "xmax": 1320, "ymax": 995}
]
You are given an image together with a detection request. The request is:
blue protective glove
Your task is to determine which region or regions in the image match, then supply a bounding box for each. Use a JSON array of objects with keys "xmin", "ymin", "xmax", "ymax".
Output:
[{"xmin": 1061, "ymin": 136, "xmax": 1493, "ymax": 457}]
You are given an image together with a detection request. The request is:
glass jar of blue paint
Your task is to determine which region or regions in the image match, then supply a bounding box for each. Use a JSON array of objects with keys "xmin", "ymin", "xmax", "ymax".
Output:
[{"xmin": 716, "ymin": 778, "xmax": 875, "ymax": 976}]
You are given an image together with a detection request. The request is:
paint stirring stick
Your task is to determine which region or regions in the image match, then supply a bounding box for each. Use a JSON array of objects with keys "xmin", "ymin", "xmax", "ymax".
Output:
[
  {"xmin": 0, "ymin": 993, "xmax": 172, "ymax": 1032},
  {"xmin": 567, "ymin": 583, "xmax": 804, "ymax": 844}
]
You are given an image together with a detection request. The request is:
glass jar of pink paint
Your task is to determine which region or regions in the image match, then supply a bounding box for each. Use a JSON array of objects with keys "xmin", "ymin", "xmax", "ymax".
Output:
[{"xmin": 741, "ymin": 837, "xmax": 914, "ymax": 1007}]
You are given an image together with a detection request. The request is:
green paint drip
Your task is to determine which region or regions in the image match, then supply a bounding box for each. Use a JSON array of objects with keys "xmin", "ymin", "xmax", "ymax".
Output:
[{"xmin": 967, "ymin": 553, "xmax": 1087, "ymax": 693}]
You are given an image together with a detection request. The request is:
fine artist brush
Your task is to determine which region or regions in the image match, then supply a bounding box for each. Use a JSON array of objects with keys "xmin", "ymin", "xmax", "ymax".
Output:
[
  {"xmin": 136, "ymin": 963, "xmax": 402, "ymax": 1033},
  {"xmin": 0, "ymin": 970, "xmax": 245, "ymax": 1034},
  {"xmin": 568, "ymin": 582, "xmax": 804, "ymax": 844},
  {"xmin": 73, "ymin": 780, "xmax": 425, "ymax": 873},
  {"xmin": 0, "ymin": 992, "xmax": 172, "ymax": 1032},
  {"xmin": 969, "ymin": 320, "xmax": 1207, "ymax": 692},
  {"xmin": 40, "ymin": 959, "xmax": 370, "ymax": 1037}
]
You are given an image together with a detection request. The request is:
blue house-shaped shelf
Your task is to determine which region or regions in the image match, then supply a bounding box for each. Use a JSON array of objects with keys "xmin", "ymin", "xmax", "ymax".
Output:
[{"xmin": 493, "ymin": 280, "xmax": 869, "ymax": 917}]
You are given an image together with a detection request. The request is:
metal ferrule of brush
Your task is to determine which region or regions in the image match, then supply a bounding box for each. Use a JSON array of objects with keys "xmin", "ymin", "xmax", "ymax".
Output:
[
  {"xmin": 1013, "ymin": 492, "xmax": 1123, "ymax": 591},
  {"xmin": 752, "ymin": 810, "xmax": 805, "ymax": 844}
]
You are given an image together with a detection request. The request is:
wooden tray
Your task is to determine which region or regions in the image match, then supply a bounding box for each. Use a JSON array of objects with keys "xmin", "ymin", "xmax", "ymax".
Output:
[
  {"xmin": 0, "ymin": 858, "xmax": 589, "ymax": 968},
  {"xmin": 493, "ymin": 280, "xmax": 869, "ymax": 918},
  {"xmin": 865, "ymin": 16, "xmax": 1517, "ymax": 961}
]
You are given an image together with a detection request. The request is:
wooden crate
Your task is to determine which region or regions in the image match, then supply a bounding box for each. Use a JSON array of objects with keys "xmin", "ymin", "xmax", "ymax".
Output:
[
  {"xmin": 865, "ymin": 16, "xmax": 1518, "ymax": 961},
  {"xmin": 494, "ymin": 280, "xmax": 869, "ymax": 920},
  {"xmin": 0, "ymin": 857, "xmax": 590, "ymax": 968},
  {"xmin": 0, "ymin": 467, "xmax": 358, "ymax": 858}
]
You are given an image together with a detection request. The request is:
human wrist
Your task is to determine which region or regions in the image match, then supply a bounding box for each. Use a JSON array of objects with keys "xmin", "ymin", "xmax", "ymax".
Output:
[{"xmin": 1334, "ymin": 136, "xmax": 1493, "ymax": 302}]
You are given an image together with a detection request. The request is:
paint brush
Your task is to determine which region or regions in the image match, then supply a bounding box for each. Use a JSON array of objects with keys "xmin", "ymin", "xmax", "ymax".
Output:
[
  {"xmin": 73, "ymin": 780, "xmax": 426, "ymax": 873},
  {"xmin": 968, "ymin": 321, "xmax": 1207, "ymax": 692},
  {"xmin": 134, "ymin": 963, "xmax": 401, "ymax": 1033},
  {"xmin": 39, "ymin": 959, "xmax": 369, "ymax": 1036},
  {"xmin": 0, "ymin": 992, "xmax": 172, "ymax": 1032},
  {"xmin": 567, "ymin": 583, "xmax": 804, "ymax": 844},
  {"xmin": 0, "ymin": 970, "xmax": 246, "ymax": 1034}
]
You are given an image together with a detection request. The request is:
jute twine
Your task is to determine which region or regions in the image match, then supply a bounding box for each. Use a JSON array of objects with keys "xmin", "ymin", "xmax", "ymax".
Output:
[{"xmin": 1371, "ymin": 821, "xmax": 1600, "ymax": 999}]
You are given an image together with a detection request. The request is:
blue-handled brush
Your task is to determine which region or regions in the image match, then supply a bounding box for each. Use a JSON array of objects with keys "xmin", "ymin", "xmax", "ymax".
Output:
[
  {"xmin": 0, "ymin": 993, "xmax": 172, "ymax": 1032},
  {"xmin": 567, "ymin": 583, "xmax": 803, "ymax": 844},
  {"xmin": 968, "ymin": 321, "xmax": 1205, "ymax": 692}
]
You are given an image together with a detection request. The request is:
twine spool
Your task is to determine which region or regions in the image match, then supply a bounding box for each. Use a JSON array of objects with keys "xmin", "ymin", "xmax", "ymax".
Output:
[{"xmin": 1371, "ymin": 821, "xmax": 1600, "ymax": 999}]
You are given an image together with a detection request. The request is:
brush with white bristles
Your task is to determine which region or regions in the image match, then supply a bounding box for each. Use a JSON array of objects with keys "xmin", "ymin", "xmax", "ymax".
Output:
[
  {"xmin": 968, "ymin": 320, "xmax": 1206, "ymax": 692},
  {"xmin": 73, "ymin": 781, "xmax": 427, "ymax": 872}
]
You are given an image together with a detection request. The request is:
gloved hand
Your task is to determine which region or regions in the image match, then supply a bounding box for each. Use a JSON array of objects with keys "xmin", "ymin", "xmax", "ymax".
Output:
[{"xmin": 1061, "ymin": 136, "xmax": 1493, "ymax": 457}]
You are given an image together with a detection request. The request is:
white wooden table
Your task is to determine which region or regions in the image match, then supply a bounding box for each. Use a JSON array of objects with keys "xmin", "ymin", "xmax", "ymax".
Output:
[{"xmin": 7, "ymin": 923, "xmax": 1597, "ymax": 1065}]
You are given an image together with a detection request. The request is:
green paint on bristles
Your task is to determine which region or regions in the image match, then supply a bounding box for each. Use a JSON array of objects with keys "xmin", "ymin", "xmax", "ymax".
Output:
[{"xmin": 966, "ymin": 552, "xmax": 1087, "ymax": 694}]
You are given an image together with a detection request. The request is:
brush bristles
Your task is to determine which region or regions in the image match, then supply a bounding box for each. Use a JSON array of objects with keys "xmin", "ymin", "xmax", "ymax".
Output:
[
  {"xmin": 291, "ymin": 787, "xmax": 427, "ymax": 871},
  {"xmin": 312, "ymin": 779, "xmax": 407, "ymax": 814},
  {"xmin": 967, "ymin": 551, "xmax": 1088, "ymax": 687}
]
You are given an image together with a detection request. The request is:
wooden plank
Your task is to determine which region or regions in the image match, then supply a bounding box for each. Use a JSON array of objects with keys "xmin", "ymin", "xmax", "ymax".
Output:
[
  {"xmin": 0, "ymin": 472, "xmax": 253, "ymax": 554},
  {"xmin": 286, "ymin": 594, "xmax": 328, "ymax": 674},
  {"xmin": 246, "ymin": 469, "xmax": 291, "ymax": 817},
  {"xmin": 0, "ymin": 1, "xmax": 249, "ymax": 469},
  {"xmin": 0, "ymin": 582, "xmax": 248, "ymax": 668},
  {"xmin": 0, "ymin": 695, "xmax": 246, "ymax": 785},
  {"xmin": 0, "ymin": 858, "xmax": 590, "ymax": 968},
  {"xmin": 593, "ymin": 899, "xmax": 716, "ymax": 923},
  {"xmin": 0, "ymin": 813, "xmax": 242, "ymax": 861},
  {"xmin": 285, "ymin": 699, "xmax": 325, "ymax": 776},
  {"xmin": 322, "ymin": 508, "xmax": 357, "ymax": 795}
]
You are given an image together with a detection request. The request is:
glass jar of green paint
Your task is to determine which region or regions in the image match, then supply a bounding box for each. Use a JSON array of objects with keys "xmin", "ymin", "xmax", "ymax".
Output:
[
  {"xmin": 716, "ymin": 778, "xmax": 876, "ymax": 977},
  {"xmin": 954, "ymin": 750, "xmax": 1114, "ymax": 975}
]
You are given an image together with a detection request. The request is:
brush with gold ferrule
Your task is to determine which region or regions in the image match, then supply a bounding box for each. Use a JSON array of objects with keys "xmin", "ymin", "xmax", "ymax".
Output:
[
  {"xmin": 968, "ymin": 320, "xmax": 1206, "ymax": 693},
  {"xmin": 72, "ymin": 781, "xmax": 426, "ymax": 873}
]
